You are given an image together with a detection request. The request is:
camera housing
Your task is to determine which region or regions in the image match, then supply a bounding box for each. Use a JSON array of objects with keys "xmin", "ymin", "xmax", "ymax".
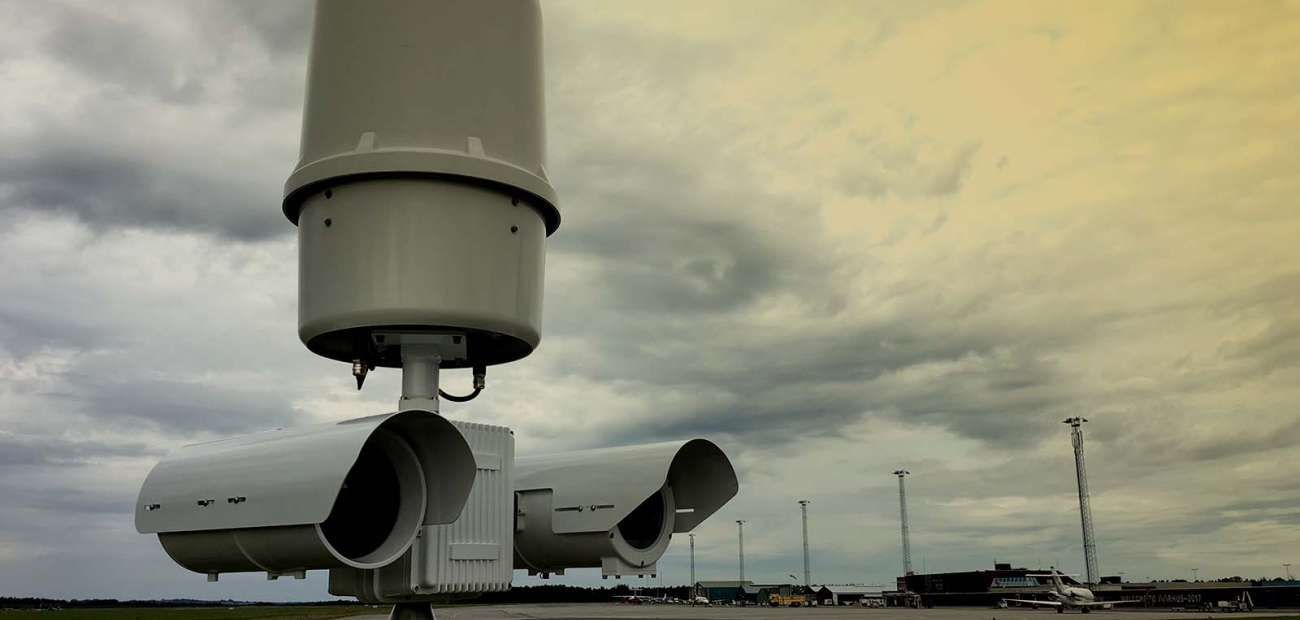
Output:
[
  {"xmin": 512, "ymin": 439, "xmax": 738, "ymax": 578},
  {"xmin": 135, "ymin": 410, "xmax": 476, "ymax": 578}
]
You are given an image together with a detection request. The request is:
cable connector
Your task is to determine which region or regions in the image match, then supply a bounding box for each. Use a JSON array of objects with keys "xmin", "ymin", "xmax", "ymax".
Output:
[
  {"xmin": 352, "ymin": 359, "xmax": 369, "ymax": 390},
  {"xmin": 440, "ymin": 365, "xmax": 486, "ymax": 403},
  {"xmin": 473, "ymin": 364, "xmax": 486, "ymax": 390}
]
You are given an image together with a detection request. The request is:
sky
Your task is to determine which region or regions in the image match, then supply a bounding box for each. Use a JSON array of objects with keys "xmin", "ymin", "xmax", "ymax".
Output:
[{"xmin": 1, "ymin": 0, "xmax": 1298, "ymax": 602}]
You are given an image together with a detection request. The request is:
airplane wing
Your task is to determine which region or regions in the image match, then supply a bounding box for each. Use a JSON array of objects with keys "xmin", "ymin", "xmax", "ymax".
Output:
[
  {"xmin": 1002, "ymin": 598, "xmax": 1063, "ymax": 607},
  {"xmin": 1080, "ymin": 600, "xmax": 1140, "ymax": 607}
]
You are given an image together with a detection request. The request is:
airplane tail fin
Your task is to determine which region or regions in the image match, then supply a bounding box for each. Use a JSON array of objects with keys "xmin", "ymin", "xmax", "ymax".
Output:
[{"xmin": 1025, "ymin": 568, "xmax": 1069, "ymax": 592}]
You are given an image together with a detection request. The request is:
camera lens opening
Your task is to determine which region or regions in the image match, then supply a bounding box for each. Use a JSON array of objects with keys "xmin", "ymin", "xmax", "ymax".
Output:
[
  {"xmin": 320, "ymin": 442, "xmax": 399, "ymax": 558},
  {"xmin": 318, "ymin": 429, "xmax": 426, "ymax": 567},
  {"xmin": 618, "ymin": 489, "xmax": 667, "ymax": 550}
]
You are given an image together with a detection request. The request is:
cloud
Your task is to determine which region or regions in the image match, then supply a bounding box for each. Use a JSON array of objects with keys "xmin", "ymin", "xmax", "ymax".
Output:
[
  {"xmin": 0, "ymin": 144, "xmax": 286, "ymax": 241},
  {"xmin": 0, "ymin": 431, "xmax": 157, "ymax": 467},
  {"xmin": 0, "ymin": 0, "xmax": 306, "ymax": 241},
  {"xmin": 838, "ymin": 136, "xmax": 984, "ymax": 200},
  {"xmin": 47, "ymin": 370, "xmax": 307, "ymax": 436}
]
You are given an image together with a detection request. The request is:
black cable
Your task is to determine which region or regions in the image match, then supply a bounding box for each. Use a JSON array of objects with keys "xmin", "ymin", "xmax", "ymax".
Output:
[
  {"xmin": 439, "ymin": 388, "xmax": 481, "ymax": 402},
  {"xmin": 440, "ymin": 364, "xmax": 486, "ymax": 403}
]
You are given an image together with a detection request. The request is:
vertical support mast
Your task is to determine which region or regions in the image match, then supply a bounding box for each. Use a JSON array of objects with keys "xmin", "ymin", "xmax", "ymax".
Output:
[
  {"xmin": 398, "ymin": 344, "xmax": 441, "ymax": 412},
  {"xmin": 689, "ymin": 533, "xmax": 696, "ymax": 586},
  {"xmin": 894, "ymin": 470, "xmax": 912, "ymax": 576},
  {"xmin": 798, "ymin": 500, "xmax": 811, "ymax": 588},
  {"xmin": 736, "ymin": 520, "xmax": 746, "ymax": 581},
  {"xmin": 1064, "ymin": 417, "xmax": 1099, "ymax": 585}
]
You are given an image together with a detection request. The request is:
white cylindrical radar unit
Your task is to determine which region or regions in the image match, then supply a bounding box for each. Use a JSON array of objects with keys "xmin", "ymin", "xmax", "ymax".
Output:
[
  {"xmin": 135, "ymin": 411, "xmax": 476, "ymax": 577},
  {"xmin": 284, "ymin": 0, "xmax": 560, "ymax": 370}
]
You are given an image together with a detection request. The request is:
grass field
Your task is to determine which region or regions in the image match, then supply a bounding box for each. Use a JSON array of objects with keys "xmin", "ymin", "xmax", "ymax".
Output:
[{"xmin": 0, "ymin": 606, "xmax": 377, "ymax": 620}]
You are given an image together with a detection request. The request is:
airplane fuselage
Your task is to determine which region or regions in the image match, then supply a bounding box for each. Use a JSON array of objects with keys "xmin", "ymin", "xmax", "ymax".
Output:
[{"xmin": 1052, "ymin": 587, "xmax": 1098, "ymax": 606}]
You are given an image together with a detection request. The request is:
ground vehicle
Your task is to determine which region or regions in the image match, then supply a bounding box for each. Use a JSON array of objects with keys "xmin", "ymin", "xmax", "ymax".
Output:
[
  {"xmin": 769, "ymin": 594, "xmax": 808, "ymax": 607},
  {"xmin": 1213, "ymin": 592, "xmax": 1254, "ymax": 612}
]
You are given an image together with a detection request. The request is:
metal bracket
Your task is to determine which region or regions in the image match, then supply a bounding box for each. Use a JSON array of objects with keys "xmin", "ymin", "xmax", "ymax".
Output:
[{"xmin": 372, "ymin": 331, "xmax": 468, "ymax": 363}]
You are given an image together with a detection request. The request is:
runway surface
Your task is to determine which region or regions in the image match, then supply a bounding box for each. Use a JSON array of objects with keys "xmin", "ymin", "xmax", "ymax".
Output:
[{"xmin": 353, "ymin": 602, "xmax": 1299, "ymax": 620}]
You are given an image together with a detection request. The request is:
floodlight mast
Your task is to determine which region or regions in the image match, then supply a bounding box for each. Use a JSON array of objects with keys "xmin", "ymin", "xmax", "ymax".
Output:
[
  {"xmin": 736, "ymin": 519, "xmax": 746, "ymax": 581},
  {"xmin": 894, "ymin": 470, "xmax": 913, "ymax": 576},
  {"xmin": 798, "ymin": 500, "xmax": 811, "ymax": 588},
  {"xmin": 1064, "ymin": 416, "xmax": 1099, "ymax": 585},
  {"xmin": 689, "ymin": 533, "xmax": 696, "ymax": 586}
]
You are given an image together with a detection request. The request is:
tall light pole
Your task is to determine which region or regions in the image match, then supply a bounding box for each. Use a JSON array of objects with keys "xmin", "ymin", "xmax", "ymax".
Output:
[
  {"xmin": 1064, "ymin": 417, "xmax": 1099, "ymax": 585},
  {"xmin": 1285, "ymin": 563, "xmax": 1293, "ymax": 581},
  {"xmin": 689, "ymin": 534, "xmax": 696, "ymax": 587},
  {"xmin": 736, "ymin": 520, "xmax": 746, "ymax": 581},
  {"xmin": 1192, "ymin": 567, "xmax": 1199, "ymax": 582},
  {"xmin": 798, "ymin": 500, "xmax": 812, "ymax": 587},
  {"xmin": 894, "ymin": 470, "xmax": 913, "ymax": 576}
]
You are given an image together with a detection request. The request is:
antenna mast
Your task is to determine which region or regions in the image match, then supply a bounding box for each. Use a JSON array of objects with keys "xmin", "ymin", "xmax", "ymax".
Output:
[{"xmin": 1064, "ymin": 417, "xmax": 1099, "ymax": 585}]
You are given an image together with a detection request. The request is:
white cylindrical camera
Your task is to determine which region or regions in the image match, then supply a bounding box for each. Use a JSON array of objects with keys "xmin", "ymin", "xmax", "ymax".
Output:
[
  {"xmin": 135, "ymin": 411, "xmax": 476, "ymax": 577},
  {"xmin": 512, "ymin": 440, "xmax": 738, "ymax": 578}
]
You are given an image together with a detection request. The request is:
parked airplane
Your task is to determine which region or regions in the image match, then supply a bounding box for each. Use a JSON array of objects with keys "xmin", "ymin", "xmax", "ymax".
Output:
[{"xmin": 1002, "ymin": 568, "xmax": 1139, "ymax": 613}]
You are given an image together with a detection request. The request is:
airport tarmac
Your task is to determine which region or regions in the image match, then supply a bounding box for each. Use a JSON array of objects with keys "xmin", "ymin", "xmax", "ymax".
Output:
[{"xmin": 353, "ymin": 603, "xmax": 1300, "ymax": 620}]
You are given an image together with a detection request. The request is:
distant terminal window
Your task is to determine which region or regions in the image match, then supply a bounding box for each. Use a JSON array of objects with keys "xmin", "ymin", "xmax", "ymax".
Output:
[{"xmin": 992, "ymin": 577, "xmax": 1040, "ymax": 588}]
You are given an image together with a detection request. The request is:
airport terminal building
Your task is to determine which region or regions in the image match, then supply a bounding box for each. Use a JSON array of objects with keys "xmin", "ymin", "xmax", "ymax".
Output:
[{"xmin": 891, "ymin": 563, "xmax": 1300, "ymax": 610}]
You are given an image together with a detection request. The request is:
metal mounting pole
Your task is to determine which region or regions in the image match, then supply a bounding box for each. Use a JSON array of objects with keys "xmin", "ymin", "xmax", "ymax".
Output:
[
  {"xmin": 798, "ymin": 500, "xmax": 811, "ymax": 587},
  {"xmin": 894, "ymin": 470, "xmax": 913, "ymax": 576},
  {"xmin": 1065, "ymin": 417, "xmax": 1099, "ymax": 585},
  {"xmin": 689, "ymin": 533, "xmax": 696, "ymax": 586},
  {"xmin": 736, "ymin": 520, "xmax": 746, "ymax": 581},
  {"xmin": 389, "ymin": 602, "xmax": 435, "ymax": 620},
  {"xmin": 399, "ymin": 344, "xmax": 441, "ymax": 413}
]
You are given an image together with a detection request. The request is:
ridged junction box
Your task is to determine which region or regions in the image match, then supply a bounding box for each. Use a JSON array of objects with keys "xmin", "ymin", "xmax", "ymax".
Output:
[{"xmin": 329, "ymin": 420, "xmax": 514, "ymax": 602}]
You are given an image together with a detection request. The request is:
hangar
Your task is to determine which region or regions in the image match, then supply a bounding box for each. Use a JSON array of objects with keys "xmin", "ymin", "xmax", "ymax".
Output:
[{"xmin": 816, "ymin": 585, "xmax": 885, "ymax": 606}]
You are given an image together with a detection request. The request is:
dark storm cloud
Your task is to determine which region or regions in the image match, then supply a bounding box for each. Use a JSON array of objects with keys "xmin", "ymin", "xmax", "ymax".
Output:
[
  {"xmin": 539, "ymin": 132, "xmax": 1092, "ymax": 452},
  {"xmin": 227, "ymin": 0, "xmax": 314, "ymax": 56},
  {"xmin": 550, "ymin": 145, "xmax": 830, "ymax": 318},
  {"xmin": 44, "ymin": 369, "xmax": 304, "ymax": 436},
  {"xmin": 40, "ymin": 5, "xmax": 204, "ymax": 104},
  {"xmin": 1105, "ymin": 415, "xmax": 1300, "ymax": 468},
  {"xmin": 0, "ymin": 144, "xmax": 285, "ymax": 241},
  {"xmin": 0, "ymin": 431, "xmax": 156, "ymax": 466},
  {"xmin": 1215, "ymin": 271, "xmax": 1300, "ymax": 377},
  {"xmin": 0, "ymin": 303, "xmax": 110, "ymax": 360},
  {"xmin": 25, "ymin": 489, "xmax": 135, "ymax": 516},
  {"xmin": 541, "ymin": 138, "xmax": 1082, "ymax": 451},
  {"xmin": 26, "ymin": 0, "xmax": 311, "ymax": 104},
  {"xmin": 0, "ymin": 0, "xmax": 307, "ymax": 241}
]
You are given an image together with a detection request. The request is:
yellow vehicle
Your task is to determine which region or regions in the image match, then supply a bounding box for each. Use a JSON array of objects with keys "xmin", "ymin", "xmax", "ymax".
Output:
[{"xmin": 769, "ymin": 594, "xmax": 808, "ymax": 607}]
